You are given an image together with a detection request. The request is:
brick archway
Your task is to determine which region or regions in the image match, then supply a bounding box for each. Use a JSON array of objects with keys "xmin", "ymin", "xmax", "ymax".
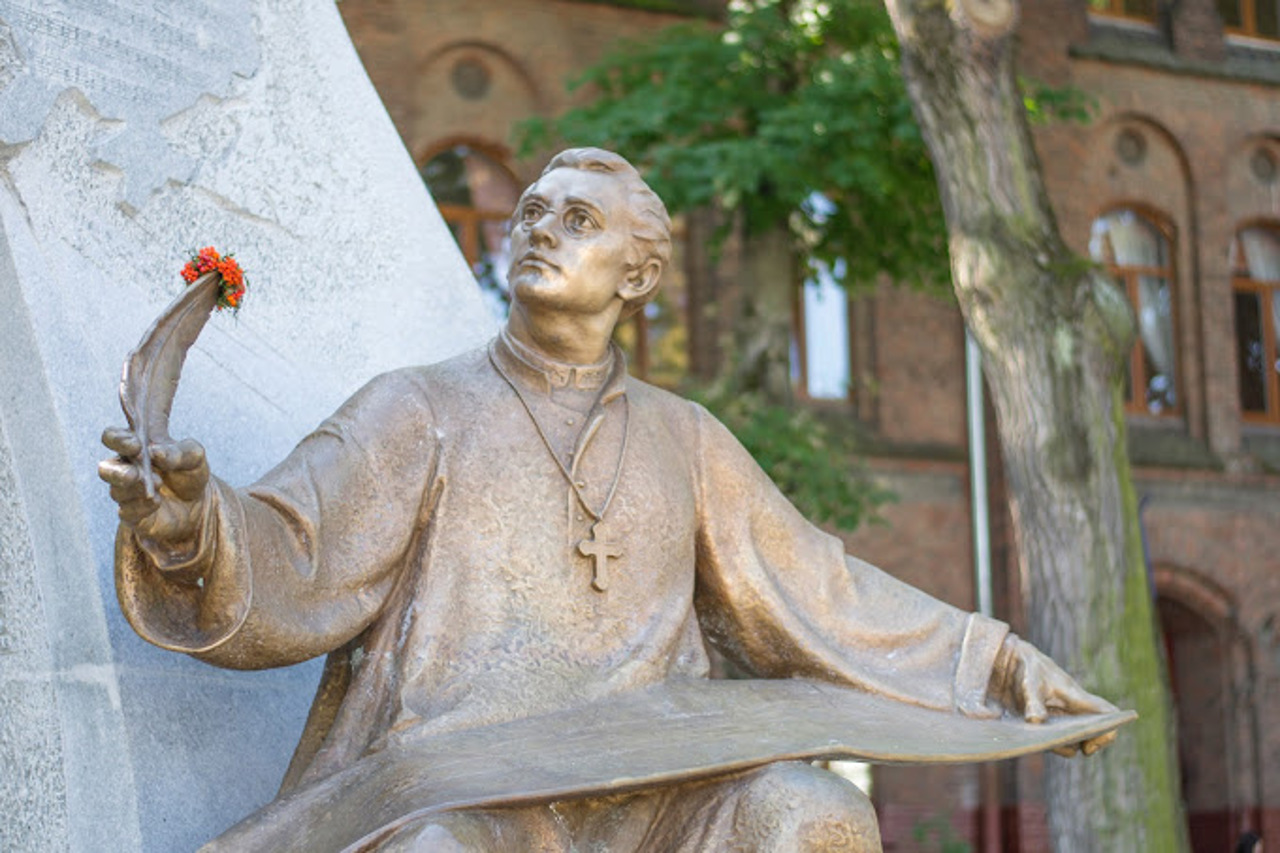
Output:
[{"xmin": 1153, "ymin": 565, "xmax": 1263, "ymax": 852}]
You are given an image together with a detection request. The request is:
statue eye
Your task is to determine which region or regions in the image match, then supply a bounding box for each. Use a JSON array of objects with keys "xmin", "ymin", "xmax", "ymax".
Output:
[
  {"xmin": 564, "ymin": 208, "xmax": 598, "ymax": 235},
  {"xmin": 521, "ymin": 203, "xmax": 546, "ymax": 225}
]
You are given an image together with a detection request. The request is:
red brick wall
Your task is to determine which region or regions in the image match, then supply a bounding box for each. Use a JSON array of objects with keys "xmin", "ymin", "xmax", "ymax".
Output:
[
  {"xmin": 341, "ymin": 0, "xmax": 697, "ymax": 182},
  {"xmin": 863, "ymin": 290, "xmax": 969, "ymax": 450}
]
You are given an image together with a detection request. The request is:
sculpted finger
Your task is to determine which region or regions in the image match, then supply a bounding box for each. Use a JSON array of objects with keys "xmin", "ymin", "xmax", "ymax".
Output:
[
  {"xmin": 1054, "ymin": 680, "xmax": 1117, "ymax": 716},
  {"xmin": 1081, "ymin": 730, "xmax": 1117, "ymax": 756},
  {"xmin": 152, "ymin": 439, "xmax": 206, "ymax": 472},
  {"xmin": 167, "ymin": 471, "xmax": 209, "ymax": 502},
  {"xmin": 1024, "ymin": 692, "xmax": 1048, "ymax": 724},
  {"xmin": 151, "ymin": 440, "xmax": 209, "ymax": 501},
  {"xmin": 1018, "ymin": 657, "xmax": 1049, "ymax": 723},
  {"xmin": 98, "ymin": 457, "xmax": 142, "ymax": 487},
  {"xmin": 109, "ymin": 480, "xmax": 152, "ymax": 505},
  {"xmin": 158, "ymin": 448, "xmax": 208, "ymax": 503},
  {"xmin": 1052, "ymin": 744, "xmax": 1079, "ymax": 758},
  {"xmin": 102, "ymin": 427, "xmax": 141, "ymax": 457},
  {"xmin": 117, "ymin": 496, "xmax": 160, "ymax": 525}
]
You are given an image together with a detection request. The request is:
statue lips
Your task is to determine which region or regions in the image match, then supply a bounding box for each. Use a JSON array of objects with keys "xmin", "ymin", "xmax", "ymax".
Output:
[{"xmin": 516, "ymin": 252, "xmax": 560, "ymax": 276}]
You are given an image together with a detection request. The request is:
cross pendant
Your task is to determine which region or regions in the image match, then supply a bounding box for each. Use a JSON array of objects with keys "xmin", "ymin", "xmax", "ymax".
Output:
[{"xmin": 577, "ymin": 523, "xmax": 623, "ymax": 592}]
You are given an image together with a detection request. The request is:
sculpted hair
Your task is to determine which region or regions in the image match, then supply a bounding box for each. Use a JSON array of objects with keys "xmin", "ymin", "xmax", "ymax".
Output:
[{"xmin": 540, "ymin": 148, "xmax": 672, "ymax": 312}]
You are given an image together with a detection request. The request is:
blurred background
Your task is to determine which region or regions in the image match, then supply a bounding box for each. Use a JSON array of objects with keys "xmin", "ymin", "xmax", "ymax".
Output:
[{"xmin": 334, "ymin": 1, "xmax": 1280, "ymax": 850}]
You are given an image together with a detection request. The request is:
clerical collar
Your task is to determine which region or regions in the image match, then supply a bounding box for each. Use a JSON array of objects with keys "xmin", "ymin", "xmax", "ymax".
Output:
[{"xmin": 494, "ymin": 328, "xmax": 626, "ymax": 399}]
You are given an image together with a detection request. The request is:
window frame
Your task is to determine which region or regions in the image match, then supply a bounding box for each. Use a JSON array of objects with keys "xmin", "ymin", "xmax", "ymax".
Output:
[
  {"xmin": 613, "ymin": 229, "xmax": 690, "ymax": 389},
  {"xmin": 1090, "ymin": 204, "xmax": 1182, "ymax": 417},
  {"xmin": 1230, "ymin": 222, "xmax": 1280, "ymax": 425},
  {"xmin": 419, "ymin": 139, "xmax": 521, "ymax": 266},
  {"xmin": 418, "ymin": 139, "xmax": 523, "ymax": 320},
  {"xmin": 791, "ymin": 274, "xmax": 856, "ymax": 405},
  {"xmin": 1221, "ymin": 0, "xmax": 1280, "ymax": 41},
  {"xmin": 1087, "ymin": 0, "xmax": 1159, "ymax": 24},
  {"xmin": 434, "ymin": 204, "xmax": 510, "ymax": 267}
]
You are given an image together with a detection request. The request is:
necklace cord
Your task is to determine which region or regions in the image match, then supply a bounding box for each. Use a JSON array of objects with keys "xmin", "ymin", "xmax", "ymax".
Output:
[{"xmin": 490, "ymin": 347, "xmax": 630, "ymax": 525}]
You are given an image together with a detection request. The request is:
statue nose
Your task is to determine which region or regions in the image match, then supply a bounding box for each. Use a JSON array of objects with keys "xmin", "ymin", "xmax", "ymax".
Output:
[{"xmin": 527, "ymin": 213, "xmax": 557, "ymax": 248}]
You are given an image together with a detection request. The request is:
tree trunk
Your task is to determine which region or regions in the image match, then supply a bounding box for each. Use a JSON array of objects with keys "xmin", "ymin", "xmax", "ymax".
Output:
[
  {"xmin": 730, "ymin": 224, "xmax": 796, "ymax": 403},
  {"xmin": 882, "ymin": 2, "xmax": 1188, "ymax": 850}
]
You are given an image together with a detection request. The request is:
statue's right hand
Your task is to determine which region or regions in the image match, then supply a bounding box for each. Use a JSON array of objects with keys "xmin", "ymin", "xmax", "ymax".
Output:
[{"xmin": 98, "ymin": 427, "xmax": 210, "ymax": 562}]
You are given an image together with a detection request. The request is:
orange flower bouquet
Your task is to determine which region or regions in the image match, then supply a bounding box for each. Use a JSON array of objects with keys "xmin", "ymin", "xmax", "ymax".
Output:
[{"xmin": 181, "ymin": 246, "xmax": 247, "ymax": 312}]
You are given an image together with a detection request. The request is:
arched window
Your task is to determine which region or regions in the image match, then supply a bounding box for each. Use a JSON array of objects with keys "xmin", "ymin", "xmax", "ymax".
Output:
[
  {"xmin": 1231, "ymin": 225, "xmax": 1280, "ymax": 423},
  {"xmin": 1089, "ymin": 208, "xmax": 1179, "ymax": 415},
  {"xmin": 1217, "ymin": 0, "xmax": 1280, "ymax": 40},
  {"xmin": 1088, "ymin": 0, "xmax": 1157, "ymax": 22},
  {"xmin": 421, "ymin": 144, "xmax": 521, "ymax": 320}
]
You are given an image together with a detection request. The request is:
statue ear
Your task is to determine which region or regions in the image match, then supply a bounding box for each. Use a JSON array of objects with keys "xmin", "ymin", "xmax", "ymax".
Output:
[{"xmin": 618, "ymin": 259, "xmax": 662, "ymax": 305}]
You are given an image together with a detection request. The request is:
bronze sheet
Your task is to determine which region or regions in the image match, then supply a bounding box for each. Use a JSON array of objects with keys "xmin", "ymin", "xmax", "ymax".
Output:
[{"xmin": 207, "ymin": 678, "xmax": 1134, "ymax": 852}]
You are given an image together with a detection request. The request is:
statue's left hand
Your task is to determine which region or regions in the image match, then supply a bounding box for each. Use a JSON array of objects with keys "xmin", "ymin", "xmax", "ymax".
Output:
[{"xmin": 990, "ymin": 635, "xmax": 1119, "ymax": 758}]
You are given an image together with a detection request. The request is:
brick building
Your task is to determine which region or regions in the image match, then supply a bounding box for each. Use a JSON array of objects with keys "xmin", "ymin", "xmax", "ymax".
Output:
[{"xmin": 338, "ymin": 1, "xmax": 1280, "ymax": 849}]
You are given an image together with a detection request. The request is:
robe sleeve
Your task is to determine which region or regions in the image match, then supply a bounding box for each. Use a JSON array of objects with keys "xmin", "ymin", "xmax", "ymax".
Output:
[
  {"xmin": 115, "ymin": 369, "xmax": 440, "ymax": 670},
  {"xmin": 691, "ymin": 404, "xmax": 1008, "ymax": 716}
]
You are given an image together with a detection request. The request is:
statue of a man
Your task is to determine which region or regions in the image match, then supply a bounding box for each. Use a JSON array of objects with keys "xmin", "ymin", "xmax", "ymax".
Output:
[{"xmin": 100, "ymin": 148, "xmax": 1116, "ymax": 852}]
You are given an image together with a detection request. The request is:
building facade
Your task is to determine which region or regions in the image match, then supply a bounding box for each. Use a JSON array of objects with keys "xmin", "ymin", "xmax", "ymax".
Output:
[{"xmin": 338, "ymin": 1, "xmax": 1280, "ymax": 849}]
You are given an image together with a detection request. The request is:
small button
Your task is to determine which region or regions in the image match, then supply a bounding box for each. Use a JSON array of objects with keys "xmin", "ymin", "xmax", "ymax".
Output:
[
  {"xmin": 576, "ymin": 481, "xmax": 586, "ymax": 488},
  {"xmin": 576, "ymin": 514, "xmax": 585, "ymax": 522},
  {"xmin": 566, "ymin": 418, "xmax": 575, "ymax": 425}
]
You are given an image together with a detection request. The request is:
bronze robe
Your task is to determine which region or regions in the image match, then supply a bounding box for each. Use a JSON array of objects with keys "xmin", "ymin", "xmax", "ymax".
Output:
[{"xmin": 116, "ymin": 334, "xmax": 1009, "ymax": 849}]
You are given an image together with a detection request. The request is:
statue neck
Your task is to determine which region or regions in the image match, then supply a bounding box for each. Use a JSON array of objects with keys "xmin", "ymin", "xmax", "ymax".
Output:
[
  {"xmin": 504, "ymin": 303, "xmax": 618, "ymax": 366},
  {"xmin": 498, "ymin": 326, "xmax": 616, "ymax": 393}
]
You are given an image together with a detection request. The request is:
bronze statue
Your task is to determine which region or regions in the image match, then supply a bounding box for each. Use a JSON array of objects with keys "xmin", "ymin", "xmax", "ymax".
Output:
[{"xmin": 100, "ymin": 148, "xmax": 1129, "ymax": 852}]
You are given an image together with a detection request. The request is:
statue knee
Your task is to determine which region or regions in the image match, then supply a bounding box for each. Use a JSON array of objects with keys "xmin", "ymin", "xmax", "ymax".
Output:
[{"xmin": 735, "ymin": 762, "xmax": 882, "ymax": 852}]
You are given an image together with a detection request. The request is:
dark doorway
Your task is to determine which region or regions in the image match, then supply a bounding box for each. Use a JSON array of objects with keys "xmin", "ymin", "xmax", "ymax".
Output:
[{"xmin": 1158, "ymin": 596, "xmax": 1232, "ymax": 852}]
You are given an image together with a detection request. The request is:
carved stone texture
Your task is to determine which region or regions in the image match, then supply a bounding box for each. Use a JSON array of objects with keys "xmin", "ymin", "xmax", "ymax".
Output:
[
  {"xmin": 0, "ymin": 0, "xmax": 491, "ymax": 849},
  {"xmin": 0, "ymin": 417, "xmax": 72, "ymax": 852}
]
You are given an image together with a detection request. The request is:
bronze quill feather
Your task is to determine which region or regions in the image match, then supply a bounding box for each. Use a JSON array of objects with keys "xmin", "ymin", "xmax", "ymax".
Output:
[{"xmin": 118, "ymin": 272, "xmax": 222, "ymax": 498}]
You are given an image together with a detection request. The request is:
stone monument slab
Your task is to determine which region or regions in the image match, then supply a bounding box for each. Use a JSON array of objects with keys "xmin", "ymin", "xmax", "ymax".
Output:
[{"xmin": 0, "ymin": 0, "xmax": 492, "ymax": 849}]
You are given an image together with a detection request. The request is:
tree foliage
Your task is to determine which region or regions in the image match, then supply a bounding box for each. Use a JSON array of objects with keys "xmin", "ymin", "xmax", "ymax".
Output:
[
  {"xmin": 519, "ymin": 0, "xmax": 949, "ymax": 291},
  {"xmin": 694, "ymin": 386, "xmax": 895, "ymax": 530}
]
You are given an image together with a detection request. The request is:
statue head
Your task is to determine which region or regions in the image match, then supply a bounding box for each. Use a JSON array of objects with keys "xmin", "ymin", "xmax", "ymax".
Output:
[{"xmin": 508, "ymin": 148, "xmax": 671, "ymax": 322}]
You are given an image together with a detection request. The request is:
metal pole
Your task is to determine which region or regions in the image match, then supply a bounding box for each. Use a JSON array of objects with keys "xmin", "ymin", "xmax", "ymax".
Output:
[
  {"xmin": 967, "ymin": 329, "xmax": 1001, "ymax": 853},
  {"xmin": 966, "ymin": 330, "xmax": 993, "ymax": 617}
]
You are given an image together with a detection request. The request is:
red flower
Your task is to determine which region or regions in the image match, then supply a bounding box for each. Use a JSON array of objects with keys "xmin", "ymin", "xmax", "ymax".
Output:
[{"xmin": 179, "ymin": 246, "xmax": 249, "ymax": 313}]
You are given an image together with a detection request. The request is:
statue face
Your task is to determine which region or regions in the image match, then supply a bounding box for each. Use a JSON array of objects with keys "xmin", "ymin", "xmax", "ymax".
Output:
[{"xmin": 507, "ymin": 167, "xmax": 635, "ymax": 319}]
